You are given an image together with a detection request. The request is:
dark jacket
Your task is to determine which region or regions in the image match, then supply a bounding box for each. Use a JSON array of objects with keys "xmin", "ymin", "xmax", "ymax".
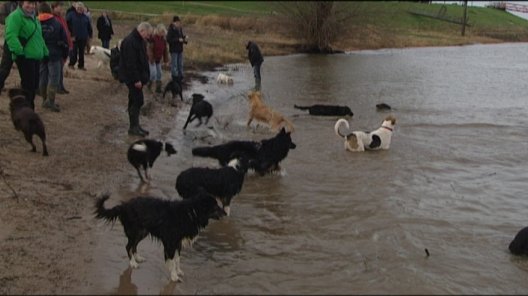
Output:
[
  {"xmin": 246, "ymin": 41, "xmax": 263, "ymax": 67},
  {"xmin": 66, "ymin": 10, "xmax": 92, "ymax": 40},
  {"xmin": 118, "ymin": 28, "xmax": 149, "ymax": 85},
  {"xmin": 96, "ymin": 15, "xmax": 113, "ymax": 40},
  {"xmin": 38, "ymin": 13, "xmax": 68, "ymax": 62},
  {"xmin": 166, "ymin": 24, "xmax": 186, "ymax": 53}
]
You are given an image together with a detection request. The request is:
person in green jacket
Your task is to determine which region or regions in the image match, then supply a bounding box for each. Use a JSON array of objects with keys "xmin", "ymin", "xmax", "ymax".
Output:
[{"xmin": 5, "ymin": 1, "xmax": 48, "ymax": 110}]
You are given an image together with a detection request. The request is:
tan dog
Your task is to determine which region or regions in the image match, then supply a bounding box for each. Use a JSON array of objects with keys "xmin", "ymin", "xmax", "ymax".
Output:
[
  {"xmin": 247, "ymin": 91, "xmax": 294, "ymax": 132},
  {"xmin": 334, "ymin": 115, "xmax": 396, "ymax": 152}
]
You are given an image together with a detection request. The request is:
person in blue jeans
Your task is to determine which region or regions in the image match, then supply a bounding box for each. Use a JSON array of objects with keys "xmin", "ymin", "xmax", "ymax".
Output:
[
  {"xmin": 246, "ymin": 40, "xmax": 263, "ymax": 90},
  {"xmin": 38, "ymin": 2, "xmax": 68, "ymax": 112},
  {"xmin": 166, "ymin": 15, "xmax": 187, "ymax": 83}
]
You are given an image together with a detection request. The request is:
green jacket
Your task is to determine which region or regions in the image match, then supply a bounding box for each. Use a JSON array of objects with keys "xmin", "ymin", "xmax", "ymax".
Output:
[{"xmin": 5, "ymin": 7, "xmax": 48, "ymax": 60}]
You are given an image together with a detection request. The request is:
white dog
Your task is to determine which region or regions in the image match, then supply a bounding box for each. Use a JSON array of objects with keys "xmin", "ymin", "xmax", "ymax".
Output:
[
  {"xmin": 216, "ymin": 73, "xmax": 234, "ymax": 85},
  {"xmin": 89, "ymin": 45, "xmax": 111, "ymax": 68},
  {"xmin": 334, "ymin": 115, "xmax": 396, "ymax": 152}
]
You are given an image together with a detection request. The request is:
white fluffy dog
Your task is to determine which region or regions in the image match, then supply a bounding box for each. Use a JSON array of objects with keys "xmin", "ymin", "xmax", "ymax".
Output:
[
  {"xmin": 334, "ymin": 115, "xmax": 396, "ymax": 152},
  {"xmin": 216, "ymin": 73, "xmax": 234, "ymax": 85},
  {"xmin": 89, "ymin": 45, "xmax": 111, "ymax": 68}
]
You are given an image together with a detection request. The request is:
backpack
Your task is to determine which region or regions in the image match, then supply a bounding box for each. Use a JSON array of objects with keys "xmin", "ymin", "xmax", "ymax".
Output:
[{"xmin": 109, "ymin": 46, "xmax": 120, "ymax": 81}]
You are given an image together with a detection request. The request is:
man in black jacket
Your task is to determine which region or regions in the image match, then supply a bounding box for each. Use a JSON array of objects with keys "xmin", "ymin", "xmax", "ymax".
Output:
[
  {"xmin": 118, "ymin": 22, "xmax": 152, "ymax": 137},
  {"xmin": 96, "ymin": 10, "xmax": 113, "ymax": 49},
  {"xmin": 246, "ymin": 40, "xmax": 263, "ymax": 90}
]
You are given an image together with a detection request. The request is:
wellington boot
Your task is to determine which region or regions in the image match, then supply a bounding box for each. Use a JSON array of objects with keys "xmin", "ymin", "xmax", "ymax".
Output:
[
  {"xmin": 128, "ymin": 126, "xmax": 146, "ymax": 137},
  {"xmin": 46, "ymin": 87, "xmax": 60, "ymax": 112},
  {"xmin": 40, "ymin": 86, "xmax": 47, "ymax": 107}
]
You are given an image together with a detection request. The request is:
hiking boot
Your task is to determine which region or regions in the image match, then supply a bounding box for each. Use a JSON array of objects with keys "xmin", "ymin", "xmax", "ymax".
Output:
[{"xmin": 128, "ymin": 126, "xmax": 146, "ymax": 137}]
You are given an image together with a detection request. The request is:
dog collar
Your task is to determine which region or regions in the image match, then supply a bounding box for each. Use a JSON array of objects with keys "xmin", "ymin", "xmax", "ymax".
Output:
[{"xmin": 382, "ymin": 126, "xmax": 393, "ymax": 132}]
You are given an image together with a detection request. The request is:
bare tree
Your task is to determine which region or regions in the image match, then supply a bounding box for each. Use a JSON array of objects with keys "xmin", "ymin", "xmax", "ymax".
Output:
[{"xmin": 276, "ymin": 1, "xmax": 358, "ymax": 53}]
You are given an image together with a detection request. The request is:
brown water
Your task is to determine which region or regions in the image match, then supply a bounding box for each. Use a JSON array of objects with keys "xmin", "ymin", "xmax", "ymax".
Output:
[{"xmin": 84, "ymin": 43, "xmax": 528, "ymax": 294}]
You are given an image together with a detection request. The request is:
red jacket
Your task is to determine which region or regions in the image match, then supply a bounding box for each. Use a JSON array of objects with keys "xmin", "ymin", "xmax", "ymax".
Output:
[
  {"xmin": 148, "ymin": 35, "xmax": 168, "ymax": 63},
  {"xmin": 53, "ymin": 13, "xmax": 73, "ymax": 50}
]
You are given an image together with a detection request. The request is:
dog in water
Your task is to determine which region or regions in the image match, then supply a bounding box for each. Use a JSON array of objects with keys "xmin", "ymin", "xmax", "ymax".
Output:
[
  {"xmin": 175, "ymin": 157, "xmax": 249, "ymax": 216},
  {"xmin": 216, "ymin": 73, "xmax": 234, "ymax": 85},
  {"xmin": 247, "ymin": 91, "xmax": 294, "ymax": 132},
  {"xmin": 89, "ymin": 45, "xmax": 111, "ymax": 68},
  {"xmin": 192, "ymin": 140, "xmax": 260, "ymax": 167},
  {"xmin": 334, "ymin": 115, "xmax": 396, "ymax": 152},
  {"xmin": 127, "ymin": 139, "xmax": 177, "ymax": 183},
  {"xmin": 294, "ymin": 104, "xmax": 353, "ymax": 117},
  {"xmin": 94, "ymin": 190, "xmax": 226, "ymax": 282},
  {"xmin": 163, "ymin": 78, "xmax": 184, "ymax": 102},
  {"xmin": 183, "ymin": 93, "xmax": 213, "ymax": 129},
  {"xmin": 249, "ymin": 127, "xmax": 297, "ymax": 175},
  {"xmin": 376, "ymin": 103, "xmax": 392, "ymax": 111},
  {"xmin": 8, "ymin": 88, "xmax": 48, "ymax": 156},
  {"xmin": 509, "ymin": 226, "xmax": 528, "ymax": 256}
]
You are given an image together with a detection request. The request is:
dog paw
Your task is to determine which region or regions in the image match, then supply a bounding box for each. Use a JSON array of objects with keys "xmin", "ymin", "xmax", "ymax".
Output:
[
  {"xmin": 176, "ymin": 268, "xmax": 185, "ymax": 276},
  {"xmin": 170, "ymin": 271, "xmax": 182, "ymax": 282},
  {"xmin": 135, "ymin": 254, "xmax": 146, "ymax": 262},
  {"xmin": 129, "ymin": 259, "xmax": 139, "ymax": 269}
]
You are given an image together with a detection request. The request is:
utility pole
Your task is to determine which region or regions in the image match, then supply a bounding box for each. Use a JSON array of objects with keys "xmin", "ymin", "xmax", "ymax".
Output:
[{"xmin": 461, "ymin": 0, "xmax": 468, "ymax": 36}]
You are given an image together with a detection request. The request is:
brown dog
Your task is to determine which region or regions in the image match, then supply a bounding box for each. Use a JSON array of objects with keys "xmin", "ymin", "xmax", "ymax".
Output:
[{"xmin": 247, "ymin": 91, "xmax": 294, "ymax": 132}]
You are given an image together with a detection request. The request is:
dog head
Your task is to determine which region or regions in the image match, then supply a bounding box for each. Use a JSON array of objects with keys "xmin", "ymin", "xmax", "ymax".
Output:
[
  {"xmin": 191, "ymin": 93, "xmax": 205, "ymax": 105},
  {"xmin": 278, "ymin": 127, "xmax": 297, "ymax": 149},
  {"xmin": 247, "ymin": 90, "xmax": 262, "ymax": 103},
  {"xmin": 164, "ymin": 142, "xmax": 177, "ymax": 156},
  {"xmin": 8, "ymin": 88, "xmax": 32, "ymax": 111},
  {"xmin": 195, "ymin": 187, "xmax": 227, "ymax": 220},
  {"xmin": 382, "ymin": 115, "xmax": 396, "ymax": 129}
]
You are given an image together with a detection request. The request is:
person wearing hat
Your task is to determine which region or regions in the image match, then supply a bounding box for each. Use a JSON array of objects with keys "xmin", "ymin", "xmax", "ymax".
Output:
[
  {"xmin": 66, "ymin": 1, "xmax": 92, "ymax": 70},
  {"xmin": 5, "ymin": 1, "xmax": 48, "ymax": 109},
  {"xmin": 166, "ymin": 15, "xmax": 187, "ymax": 83}
]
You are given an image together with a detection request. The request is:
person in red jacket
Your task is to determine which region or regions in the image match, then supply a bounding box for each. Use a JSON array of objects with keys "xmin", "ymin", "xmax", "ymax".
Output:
[
  {"xmin": 147, "ymin": 24, "xmax": 168, "ymax": 93},
  {"xmin": 51, "ymin": 1, "xmax": 72, "ymax": 94}
]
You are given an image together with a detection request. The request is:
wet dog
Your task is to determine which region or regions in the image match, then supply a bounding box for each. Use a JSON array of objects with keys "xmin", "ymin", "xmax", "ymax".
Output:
[
  {"xmin": 163, "ymin": 78, "xmax": 183, "ymax": 101},
  {"xmin": 183, "ymin": 93, "xmax": 213, "ymax": 129},
  {"xmin": 249, "ymin": 127, "xmax": 296, "ymax": 175},
  {"xmin": 175, "ymin": 157, "xmax": 249, "ymax": 216},
  {"xmin": 94, "ymin": 190, "xmax": 226, "ymax": 282},
  {"xmin": 247, "ymin": 91, "xmax": 294, "ymax": 133},
  {"xmin": 192, "ymin": 140, "xmax": 260, "ymax": 166},
  {"xmin": 216, "ymin": 73, "xmax": 233, "ymax": 85},
  {"xmin": 376, "ymin": 103, "xmax": 392, "ymax": 111},
  {"xmin": 294, "ymin": 104, "xmax": 353, "ymax": 116},
  {"xmin": 509, "ymin": 226, "xmax": 528, "ymax": 256},
  {"xmin": 89, "ymin": 45, "xmax": 111, "ymax": 68},
  {"xmin": 8, "ymin": 88, "xmax": 48, "ymax": 156},
  {"xmin": 334, "ymin": 115, "xmax": 396, "ymax": 152},
  {"xmin": 127, "ymin": 139, "xmax": 177, "ymax": 183}
]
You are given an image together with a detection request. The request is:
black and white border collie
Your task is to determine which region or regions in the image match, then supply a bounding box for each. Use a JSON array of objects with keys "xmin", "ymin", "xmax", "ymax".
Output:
[
  {"xmin": 183, "ymin": 93, "xmax": 213, "ymax": 130},
  {"xmin": 94, "ymin": 191, "xmax": 226, "ymax": 282},
  {"xmin": 175, "ymin": 157, "xmax": 249, "ymax": 216},
  {"xmin": 8, "ymin": 88, "xmax": 48, "ymax": 156},
  {"xmin": 334, "ymin": 115, "xmax": 396, "ymax": 152},
  {"xmin": 192, "ymin": 140, "xmax": 260, "ymax": 167},
  {"xmin": 509, "ymin": 226, "xmax": 528, "ymax": 256},
  {"xmin": 127, "ymin": 139, "xmax": 177, "ymax": 183}
]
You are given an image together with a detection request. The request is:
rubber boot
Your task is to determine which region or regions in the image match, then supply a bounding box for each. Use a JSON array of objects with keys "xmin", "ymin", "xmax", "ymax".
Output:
[
  {"xmin": 155, "ymin": 80, "xmax": 162, "ymax": 93},
  {"xmin": 40, "ymin": 86, "xmax": 48, "ymax": 107},
  {"xmin": 128, "ymin": 107, "xmax": 146, "ymax": 137},
  {"xmin": 46, "ymin": 86, "xmax": 60, "ymax": 112},
  {"xmin": 255, "ymin": 77, "xmax": 262, "ymax": 91}
]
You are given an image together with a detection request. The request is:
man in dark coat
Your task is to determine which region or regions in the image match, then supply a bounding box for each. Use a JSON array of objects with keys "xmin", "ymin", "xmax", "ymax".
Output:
[
  {"xmin": 166, "ymin": 15, "xmax": 187, "ymax": 82},
  {"xmin": 96, "ymin": 10, "xmax": 113, "ymax": 49},
  {"xmin": 246, "ymin": 40, "xmax": 263, "ymax": 90},
  {"xmin": 66, "ymin": 1, "xmax": 92, "ymax": 70},
  {"xmin": 118, "ymin": 22, "xmax": 152, "ymax": 137}
]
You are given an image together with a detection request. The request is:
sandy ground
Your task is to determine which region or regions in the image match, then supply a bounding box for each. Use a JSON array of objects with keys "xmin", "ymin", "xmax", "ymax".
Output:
[{"xmin": 0, "ymin": 46, "xmax": 206, "ymax": 293}]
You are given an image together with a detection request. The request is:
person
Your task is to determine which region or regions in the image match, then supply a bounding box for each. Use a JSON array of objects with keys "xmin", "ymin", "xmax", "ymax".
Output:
[
  {"xmin": 0, "ymin": 1, "xmax": 19, "ymax": 92},
  {"xmin": 166, "ymin": 15, "xmax": 187, "ymax": 83},
  {"xmin": 38, "ymin": 2, "xmax": 68, "ymax": 112},
  {"xmin": 51, "ymin": 1, "xmax": 72, "ymax": 94},
  {"xmin": 118, "ymin": 22, "xmax": 152, "ymax": 137},
  {"xmin": 5, "ymin": 1, "xmax": 48, "ymax": 110},
  {"xmin": 83, "ymin": 5, "xmax": 91, "ymax": 54},
  {"xmin": 66, "ymin": 1, "xmax": 92, "ymax": 70},
  {"xmin": 246, "ymin": 40, "xmax": 263, "ymax": 91},
  {"xmin": 147, "ymin": 24, "xmax": 168, "ymax": 94},
  {"xmin": 96, "ymin": 10, "xmax": 113, "ymax": 49}
]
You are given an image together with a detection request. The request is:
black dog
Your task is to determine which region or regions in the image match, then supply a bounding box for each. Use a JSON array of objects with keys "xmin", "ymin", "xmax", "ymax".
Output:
[
  {"xmin": 250, "ymin": 127, "xmax": 296, "ymax": 175},
  {"xmin": 192, "ymin": 140, "xmax": 260, "ymax": 166},
  {"xmin": 183, "ymin": 93, "xmax": 213, "ymax": 129},
  {"xmin": 509, "ymin": 226, "xmax": 528, "ymax": 256},
  {"xmin": 127, "ymin": 139, "xmax": 177, "ymax": 183},
  {"xmin": 8, "ymin": 88, "xmax": 48, "ymax": 156},
  {"xmin": 163, "ymin": 78, "xmax": 184, "ymax": 101},
  {"xmin": 175, "ymin": 157, "xmax": 249, "ymax": 216},
  {"xmin": 294, "ymin": 104, "xmax": 353, "ymax": 116},
  {"xmin": 94, "ymin": 190, "xmax": 226, "ymax": 282},
  {"xmin": 376, "ymin": 103, "xmax": 392, "ymax": 111}
]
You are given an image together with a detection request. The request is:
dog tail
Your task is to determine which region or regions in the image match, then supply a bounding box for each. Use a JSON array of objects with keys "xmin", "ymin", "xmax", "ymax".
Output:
[
  {"xmin": 334, "ymin": 118, "xmax": 349, "ymax": 139},
  {"xmin": 192, "ymin": 146, "xmax": 215, "ymax": 158},
  {"xmin": 293, "ymin": 104, "xmax": 310, "ymax": 111},
  {"xmin": 94, "ymin": 194, "xmax": 121, "ymax": 223}
]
